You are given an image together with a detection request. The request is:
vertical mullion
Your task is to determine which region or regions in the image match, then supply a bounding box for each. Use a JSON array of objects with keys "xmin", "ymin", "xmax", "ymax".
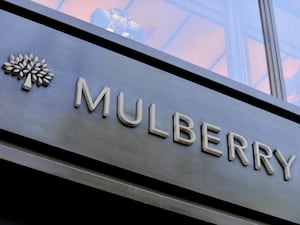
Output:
[
  {"xmin": 224, "ymin": 0, "xmax": 246, "ymax": 83},
  {"xmin": 259, "ymin": 0, "xmax": 286, "ymax": 100}
]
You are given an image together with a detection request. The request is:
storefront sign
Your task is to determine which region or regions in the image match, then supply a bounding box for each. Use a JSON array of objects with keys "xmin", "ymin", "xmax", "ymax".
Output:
[
  {"xmin": 1, "ymin": 50, "xmax": 299, "ymax": 187},
  {"xmin": 2, "ymin": 52, "xmax": 296, "ymax": 182},
  {"xmin": 1, "ymin": 11, "xmax": 300, "ymax": 223},
  {"xmin": 75, "ymin": 77, "xmax": 296, "ymax": 181}
]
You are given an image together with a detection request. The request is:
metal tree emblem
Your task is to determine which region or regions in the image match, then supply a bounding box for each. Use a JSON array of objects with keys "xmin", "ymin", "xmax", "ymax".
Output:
[{"xmin": 2, "ymin": 53, "xmax": 54, "ymax": 91}]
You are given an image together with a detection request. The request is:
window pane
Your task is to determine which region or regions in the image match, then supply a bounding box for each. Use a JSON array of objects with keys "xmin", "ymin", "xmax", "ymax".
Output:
[
  {"xmin": 273, "ymin": 0, "xmax": 300, "ymax": 106},
  {"xmin": 31, "ymin": 0, "xmax": 270, "ymax": 94}
]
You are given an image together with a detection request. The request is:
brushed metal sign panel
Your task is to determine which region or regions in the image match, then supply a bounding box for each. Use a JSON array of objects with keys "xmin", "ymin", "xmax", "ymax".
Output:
[{"xmin": 0, "ymin": 10, "xmax": 299, "ymax": 223}]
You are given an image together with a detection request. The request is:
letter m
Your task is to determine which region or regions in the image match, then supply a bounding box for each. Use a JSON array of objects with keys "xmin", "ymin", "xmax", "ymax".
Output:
[{"xmin": 75, "ymin": 77, "xmax": 110, "ymax": 117}]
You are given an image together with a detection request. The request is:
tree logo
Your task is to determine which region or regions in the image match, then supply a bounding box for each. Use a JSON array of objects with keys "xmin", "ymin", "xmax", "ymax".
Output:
[{"xmin": 2, "ymin": 53, "xmax": 54, "ymax": 91}]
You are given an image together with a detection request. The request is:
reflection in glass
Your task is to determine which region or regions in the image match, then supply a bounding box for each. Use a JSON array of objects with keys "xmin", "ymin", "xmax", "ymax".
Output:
[
  {"xmin": 31, "ymin": 0, "xmax": 270, "ymax": 94},
  {"xmin": 273, "ymin": 0, "xmax": 300, "ymax": 106},
  {"xmin": 91, "ymin": 8, "xmax": 145, "ymax": 41}
]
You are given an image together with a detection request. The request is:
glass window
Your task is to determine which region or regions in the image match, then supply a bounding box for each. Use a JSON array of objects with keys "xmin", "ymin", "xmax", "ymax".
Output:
[
  {"xmin": 31, "ymin": 0, "xmax": 271, "ymax": 94},
  {"xmin": 273, "ymin": 0, "xmax": 300, "ymax": 107}
]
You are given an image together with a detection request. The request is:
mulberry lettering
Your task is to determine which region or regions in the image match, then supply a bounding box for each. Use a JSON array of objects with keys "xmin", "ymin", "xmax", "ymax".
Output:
[{"xmin": 75, "ymin": 77, "xmax": 296, "ymax": 182}]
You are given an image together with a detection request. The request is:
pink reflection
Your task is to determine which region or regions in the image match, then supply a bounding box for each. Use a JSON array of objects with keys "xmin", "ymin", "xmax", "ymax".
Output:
[
  {"xmin": 282, "ymin": 57, "xmax": 300, "ymax": 79},
  {"xmin": 247, "ymin": 39, "xmax": 270, "ymax": 94},
  {"xmin": 31, "ymin": 0, "xmax": 270, "ymax": 95},
  {"xmin": 126, "ymin": 0, "xmax": 189, "ymax": 49},
  {"xmin": 282, "ymin": 57, "xmax": 300, "ymax": 105},
  {"xmin": 91, "ymin": 7, "xmax": 155, "ymax": 43},
  {"xmin": 60, "ymin": 0, "xmax": 129, "ymax": 22},
  {"xmin": 32, "ymin": 0, "xmax": 61, "ymax": 8},
  {"xmin": 213, "ymin": 56, "xmax": 228, "ymax": 77},
  {"xmin": 163, "ymin": 15, "xmax": 227, "ymax": 76},
  {"xmin": 273, "ymin": 0, "xmax": 300, "ymax": 106}
]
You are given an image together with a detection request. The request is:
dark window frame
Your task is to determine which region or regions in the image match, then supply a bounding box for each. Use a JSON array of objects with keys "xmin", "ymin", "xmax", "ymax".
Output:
[{"xmin": 259, "ymin": 0, "xmax": 286, "ymax": 99}]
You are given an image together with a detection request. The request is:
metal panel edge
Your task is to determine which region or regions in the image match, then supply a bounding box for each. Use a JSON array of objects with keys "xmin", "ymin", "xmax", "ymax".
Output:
[{"xmin": 0, "ymin": 142, "xmax": 268, "ymax": 225}]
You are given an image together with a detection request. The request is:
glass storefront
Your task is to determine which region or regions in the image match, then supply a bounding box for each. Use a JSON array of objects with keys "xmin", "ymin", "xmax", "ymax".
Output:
[
  {"xmin": 273, "ymin": 0, "xmax": 300, "ymax": 107},
  {"xmin": 31, "ymin": 0, "xmax": 271, "ymax": 94}
]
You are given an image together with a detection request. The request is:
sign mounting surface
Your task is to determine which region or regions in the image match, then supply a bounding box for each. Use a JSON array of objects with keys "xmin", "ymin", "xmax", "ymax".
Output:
[{"xmin": 0, "ymin": 10, "xmax": 300, "ymax": 223}]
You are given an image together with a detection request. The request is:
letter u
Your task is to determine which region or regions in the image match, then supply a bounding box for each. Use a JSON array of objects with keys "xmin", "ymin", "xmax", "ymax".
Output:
[{"xmin": 117, "ymin": 92, "xmax": 143, "ymax": 127}]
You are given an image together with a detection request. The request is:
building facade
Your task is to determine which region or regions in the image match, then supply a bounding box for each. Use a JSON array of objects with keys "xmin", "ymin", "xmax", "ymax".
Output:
[{"xmin": 0, "ymin": 0, "xmax": 299, "ymax": 224}]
